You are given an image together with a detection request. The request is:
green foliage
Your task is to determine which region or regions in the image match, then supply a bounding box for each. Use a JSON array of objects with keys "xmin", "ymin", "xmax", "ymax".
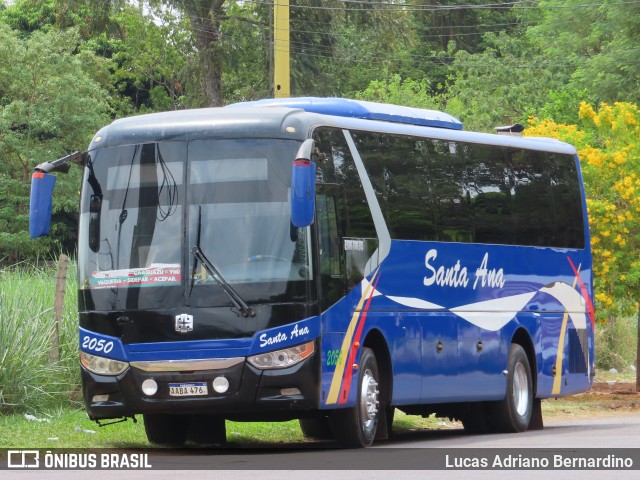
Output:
[
  {"xmin": 0, "ymin": 0, "xmax": 57, "ymax": 35},
  {"xmin": 354, "ymin": 72, "xmax": 442, "ymax": 110},
  {"xmin": 220, "ymin": 0, "xmax": 270, "ymax": 102},
  {"xmin": 537, "ymin": 87, "xmax": 592, "ymax": 125},
  {"xmin": 72, "ymin": 4, "xmax": 192, "ymax": 114},
  {"xmin": 445, "ymin": 32, "xmax": 567, "ymax": 131},
  {"xmin": 594, "ymin": 305, "xmax": 638, "ymax": 372},
  {"xmin": 0, "ymin": 24, "xmax": 111, "ymax": 262}
]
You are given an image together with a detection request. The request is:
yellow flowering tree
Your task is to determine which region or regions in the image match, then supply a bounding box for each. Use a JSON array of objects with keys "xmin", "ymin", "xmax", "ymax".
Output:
[{"xmin": 527, "ymin": 102, "xmax": 640, "ymax": 322}]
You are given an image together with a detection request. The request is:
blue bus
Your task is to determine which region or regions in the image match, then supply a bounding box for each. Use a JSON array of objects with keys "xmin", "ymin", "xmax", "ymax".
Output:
[{"xmin": 30, "ymin": 98, "xmax": 594, "ymax": 447}]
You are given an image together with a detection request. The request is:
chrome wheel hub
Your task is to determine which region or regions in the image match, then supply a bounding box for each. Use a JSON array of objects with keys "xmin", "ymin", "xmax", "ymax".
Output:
[
  {"xmin": 359, "ymin": 368, "xmax": 379, "ymax": 432},
  {"xmin": 513, "ymin": 362, "xmax": 529, "ymax": 416}
]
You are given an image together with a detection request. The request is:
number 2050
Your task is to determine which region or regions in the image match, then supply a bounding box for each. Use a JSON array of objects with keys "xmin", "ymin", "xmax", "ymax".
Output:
[{"xmin": 81, "ymin": 336, "xmax": 114, "ymax": 354}]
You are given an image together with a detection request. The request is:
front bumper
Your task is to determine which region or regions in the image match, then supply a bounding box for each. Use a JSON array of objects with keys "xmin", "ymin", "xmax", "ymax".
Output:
[{"xmin": 82, "ymin": 351, "xmax": 320, "ymax": 421}]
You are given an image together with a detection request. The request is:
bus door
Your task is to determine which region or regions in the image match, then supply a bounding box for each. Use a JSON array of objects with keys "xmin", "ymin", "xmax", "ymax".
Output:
[{"xmin": 315, "ymin": 185, "xmax": 347, "ymax": 311}]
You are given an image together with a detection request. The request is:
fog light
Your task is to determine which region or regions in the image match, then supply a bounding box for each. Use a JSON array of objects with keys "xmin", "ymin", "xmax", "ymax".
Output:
[
  {"xmin": 212, "ymin": 376, "xmax": 229, "ymax": 394},
  {"xmin": 280, "ymin": 388, "xmax": 301, "ymax": 396},
  {"xmin": 141, "ymin": 378, "xmax": 158, "ymax": 396},
  {"xmin": 92, "ymin": 394, "xmax": 109, "ymax": 402}
]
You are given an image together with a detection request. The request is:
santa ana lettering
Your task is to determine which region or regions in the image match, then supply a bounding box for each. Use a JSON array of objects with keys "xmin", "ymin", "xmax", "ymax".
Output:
[
  {"xmin": 424, "ymin": 249, "xmax": 505, "ymax": 290},
  {"xmin": 290, "ymin": 323, "xmax": 309, "ymax": 338},
  {"xmin": 259, "ymin": 331, "xmax": 288, "ymax": 348}
]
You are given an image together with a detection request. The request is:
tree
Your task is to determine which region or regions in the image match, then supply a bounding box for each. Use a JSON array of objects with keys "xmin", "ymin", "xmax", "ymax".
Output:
[
  {"xmin": 0, "ymin": 24, "xmax": 111, "ymax": 263},
  {"xmin": 220, "ymin": 0, "xmax": 270, "ymax": 102},
  {"xmin": 530, "ymin": 0, "xmax": 640, "ymax": 105},
  {"xmin": 155, "ymin": 0, "xmax": 225, "ymax": 106},
  {"xmin": 527, "ymin": 102, "xmax": 640, "ymax": 320},
  {"xmin": 444, "ymin": 32, "xmax": 567, "ymax": 131},
  {"xmin": 354, "ymin": 72, "xmax": 442, "ymax": 111},
  {"xmin": 84, "ymin": 5, "xmax": 191, "ymax": 112}
]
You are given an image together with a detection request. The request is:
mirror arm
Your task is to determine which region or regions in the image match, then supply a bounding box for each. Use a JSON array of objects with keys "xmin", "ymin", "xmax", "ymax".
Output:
[{"xmin": 35, "ymin": 151, "xmax": 86, "ymax": 174}]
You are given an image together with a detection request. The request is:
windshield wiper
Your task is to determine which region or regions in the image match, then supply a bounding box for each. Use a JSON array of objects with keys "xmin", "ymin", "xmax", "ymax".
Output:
[
  {"xmin": 189, "ymin": 206, "xmax": 255, "ymax": 318},
  {"xmin": 191, "ymin": 246, "xmax": 256, "ymax": 318}
]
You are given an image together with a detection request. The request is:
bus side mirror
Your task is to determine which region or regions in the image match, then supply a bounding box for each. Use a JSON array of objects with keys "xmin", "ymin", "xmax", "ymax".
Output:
[
  {"xmin": 29, "ymin": 151, "xmax": 84, "ymax": 239},
  {"xmin": 290, "ymin": 139, "xmax": 316, "ymax": 228},
  {"xmin": 29, "ymin": 172, "xmax": 57, "ymax": 238}
]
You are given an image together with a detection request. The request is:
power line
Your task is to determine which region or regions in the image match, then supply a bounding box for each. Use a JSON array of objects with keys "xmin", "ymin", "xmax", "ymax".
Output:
[
  {"xmin": 243, "ymin": 0, "xmax": 640, "ymax": 12},
  {"xmin": 154, "ymin": 0, "xmax": 640, "ymax": 72}
]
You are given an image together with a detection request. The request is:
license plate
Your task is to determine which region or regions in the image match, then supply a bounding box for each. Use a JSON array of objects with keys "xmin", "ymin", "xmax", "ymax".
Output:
[{"xmin": 169, "ymin": 382, "xmax": 208, "ymax": 397}]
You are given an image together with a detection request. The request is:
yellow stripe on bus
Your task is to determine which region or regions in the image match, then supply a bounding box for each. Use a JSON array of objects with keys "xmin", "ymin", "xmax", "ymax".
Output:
[
  {"xmin": 326, "ymin": 270, "xmax": 379, "ymax": 405},
  {"xmin": 552, "ymin": 264, "xmax": 581, "ymax": 395}
]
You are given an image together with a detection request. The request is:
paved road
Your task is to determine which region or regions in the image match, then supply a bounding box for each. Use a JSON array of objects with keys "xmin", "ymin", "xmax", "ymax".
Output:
[{"xmin": 5, "ymin": 414, "xmax": 640, "ymax": 480}]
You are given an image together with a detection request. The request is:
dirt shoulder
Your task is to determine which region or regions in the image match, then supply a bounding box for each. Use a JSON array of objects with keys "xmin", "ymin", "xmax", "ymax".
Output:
[{"xmin": 543, "ymin": 382, "xmax": 640, "ymax": 420}]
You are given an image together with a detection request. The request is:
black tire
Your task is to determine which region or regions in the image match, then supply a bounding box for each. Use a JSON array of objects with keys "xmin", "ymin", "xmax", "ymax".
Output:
[
  {"xmin": 376, "ymin": 405, "xmax": 395, "ymax": 441},
  {"xmin": 491, "ymin": 343, "xmax": 533, "ymax": 433},
  {"xmin": 188, "ymin": 415, "xmax": 226, "ymax": 445},
  {"xmin": 329, "ymin": 347, "xmax": 380, "ymax": 448},
  {"xmin": 143, "ymin": 414, "xmax": 189, "ymax": 446},
  {"xmin": 299, "ymin": 416, "xmax": 334, "ymax": 440},
  {"xmin": 461, "ymin": 403, "xmax": 491, "ymax": 434}
]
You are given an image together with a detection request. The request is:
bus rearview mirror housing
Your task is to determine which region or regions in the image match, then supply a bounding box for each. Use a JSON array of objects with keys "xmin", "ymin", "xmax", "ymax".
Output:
[
  {"xmin": 29, "ymin": 172, "xmax": 57, "ymax": 238},
  {"xmin": 290, "ymin": 139, "xmax": 316, "ymax": 228}
]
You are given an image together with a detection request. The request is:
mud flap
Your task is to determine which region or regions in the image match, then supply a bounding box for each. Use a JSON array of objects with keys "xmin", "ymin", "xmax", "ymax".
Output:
[{"xmin": 528, "ymin": 398, "xmax": 544, "ymax": 430}]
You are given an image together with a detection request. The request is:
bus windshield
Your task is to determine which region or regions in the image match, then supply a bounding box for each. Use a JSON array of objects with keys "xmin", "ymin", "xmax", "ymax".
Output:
[{"xmin": 77, "ymin": 138, "xmax": 313, "ymax": 310}]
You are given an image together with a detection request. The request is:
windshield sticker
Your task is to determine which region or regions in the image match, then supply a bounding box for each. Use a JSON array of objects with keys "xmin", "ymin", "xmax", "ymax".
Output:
[{"xmin": 90, "ymin": 264, "xmax": 181, "ymax": 289}]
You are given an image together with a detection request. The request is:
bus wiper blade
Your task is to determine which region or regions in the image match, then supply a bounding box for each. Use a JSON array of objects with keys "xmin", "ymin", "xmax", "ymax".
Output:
[{"xmin": 190, "ymin": 245, "xmax": 256, "ymax": 318}]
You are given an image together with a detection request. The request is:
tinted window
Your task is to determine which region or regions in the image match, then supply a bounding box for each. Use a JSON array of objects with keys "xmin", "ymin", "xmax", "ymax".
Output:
[
  {"xmin": 313, "ymin": 128, "xmax": 377, "ymax": 240},
  {"xmin": 344, "ymin": 130, "xmax": 584, "ymax": 249}
]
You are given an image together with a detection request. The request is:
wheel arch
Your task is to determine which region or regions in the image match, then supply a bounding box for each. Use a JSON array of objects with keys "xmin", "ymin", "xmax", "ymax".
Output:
[
  {"xmin": 510, "ymin": 327, "xmax": 537, "ymax": 396},
  {"xmin": 362, "ymin": 328, "xmax": 393, "ymax": 402},
  {"xmin": 362, "ymin": 328, "xmax": 393, "ymax": 440}
]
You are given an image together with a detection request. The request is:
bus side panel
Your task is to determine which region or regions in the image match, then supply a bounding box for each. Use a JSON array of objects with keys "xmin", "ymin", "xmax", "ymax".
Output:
[
  {"xmin": 319, "ymin": 241, "xmax": 594, "ymax": 410},
  {"xmin": 420, "ymin": 311, "xmax": 460, "ymax": 403},
  {"xmin": 384, "ymin": 313, "xmax": 422, "ymax": 405},
  {"xmin": 538, "ymin": 311, "xmax": 594, "ymax": 398},
  {"xmin": 455, "ymin": 313, "xmax": 506, "ymax": 402}
]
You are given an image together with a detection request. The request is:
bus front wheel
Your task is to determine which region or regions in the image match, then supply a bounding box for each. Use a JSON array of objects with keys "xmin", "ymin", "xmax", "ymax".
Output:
[
  {"xmin": 143, "ymin": 413, "xmax": 189, "ymax": 446},
  {"xmin": 330, "ymin": 347, "xmax": 380, "ymax": 448},
  {"xmin": 299, "ymin": 415, "xmax": 334, "ymax": 440},
  {"xmin": 492, "ymin": 343, "xmax": 533, "ymax": 433}
]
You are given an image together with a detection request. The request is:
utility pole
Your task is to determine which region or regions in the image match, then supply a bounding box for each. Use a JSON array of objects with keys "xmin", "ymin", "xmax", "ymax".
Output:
[{"xmin": 273, "ymin": 0, "xmax": 290, "ymax": 98}]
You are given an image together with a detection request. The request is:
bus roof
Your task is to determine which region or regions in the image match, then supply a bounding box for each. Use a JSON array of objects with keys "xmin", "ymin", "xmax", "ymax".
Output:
[
  {"xmin": 227, "ymin": 97, "xmax": 464, "ymax": 131},
  {"xmin": 88, "ymin": 99, "xmax": 577, "ymax": 156}
]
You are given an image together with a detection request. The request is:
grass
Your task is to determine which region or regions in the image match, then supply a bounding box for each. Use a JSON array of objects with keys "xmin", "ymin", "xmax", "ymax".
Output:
[
  {"xmin": 0, "ymin": 409, "xmax": 147, "ymax": 449},
  {"xmin": 0, "ymin": 408, "xmax": 448, "ymax": 449},
  {"xmin": 0, "ymin": 261, "xmax": 81, "ymax": 413},
  {"xmin": 595, "ymin": 308, "xmax": 638, "ymax": 373}
]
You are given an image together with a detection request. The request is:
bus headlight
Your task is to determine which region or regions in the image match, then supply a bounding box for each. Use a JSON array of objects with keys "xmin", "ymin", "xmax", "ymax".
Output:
[
  {"xmin": 247, "ymin": 341, "xmax": 315, "ymax": 370},
  {"xmin": 80, "ymin": 351, "xmax": 129, "ymax": 376}
]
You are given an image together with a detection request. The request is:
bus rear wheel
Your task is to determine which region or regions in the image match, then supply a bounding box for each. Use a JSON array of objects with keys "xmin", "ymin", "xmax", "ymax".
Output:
[
  {"xmin": 492, "ymin": 343, "xmax": 533, "ymax": 433},
  {"xmin": 329, "ymin": 347, "xmax": 380, "ymax": 448}
]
